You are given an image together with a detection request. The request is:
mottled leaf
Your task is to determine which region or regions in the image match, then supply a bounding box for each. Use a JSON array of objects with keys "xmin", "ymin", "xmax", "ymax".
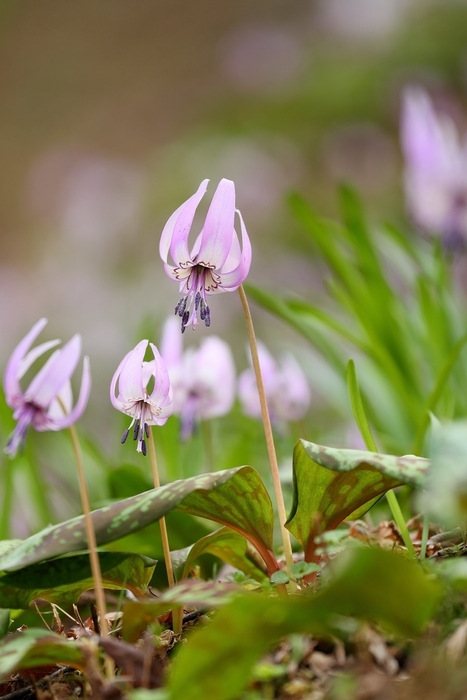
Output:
[
  {"xmin": 168, "ymin": 547, "xmax": 441, "ymax": 700},
  {"xmin": 122, "ymin": 579, "xmax": 239, "ymax": 642},
  {"xmin": 287, "ymin": 440, "xmax": 430, "ymax": 560},
  {"xmin": 0, "ymin": 629, "xmax": 88, "ymax": 678},
  {"xmin": 0, "ymin": 467, "xmax": 276, "ymax": 575},
  {"xmin": 171, "ymin": 527, "xmax": 267, "ymax": 583},
  {"xmin": 0, "ymin": 551, "xmax": 156, "ymax": 609}
]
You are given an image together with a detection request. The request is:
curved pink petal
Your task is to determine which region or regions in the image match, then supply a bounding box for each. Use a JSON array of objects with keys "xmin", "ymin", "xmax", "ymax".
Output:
[
  {"xmin": 148, "ymin": 343, "xmax": 172, "ymax": 409},
  {"xmin": 4, "ymin": 318, "xmax": 48, "ymax": 406},
  {"xmin": 52, "ymin": 356, "xmax": 92, "ymax": 428},
  {"xmin": 197, "ymin": 179, "xmax": 235, "ymax": 269},
  {"xmin": 19, "ymin": 340, "xmax": 61, "ymax": 380},
  {"xmin": 110, "ymin": 347, "xmax": 134, "ymax": 410},
  {"xmin": 217, "ymin": 209, "xmax": 252, "ymax": 290},
  {"xmin": 25, "ymin": 334, "xmax": 82, "ymax": 408},
  {"xmin": 116, "ymin": 340, "xmax": 147, "ymax": 401},
  {"xmin": 160, "ymin": 179, "xmax": 208, "ymax": 266}
]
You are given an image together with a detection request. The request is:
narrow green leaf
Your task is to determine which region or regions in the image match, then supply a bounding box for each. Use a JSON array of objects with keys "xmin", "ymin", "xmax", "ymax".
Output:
[
  {"xmin": 413, "ymin": 334, "xmax": 467, "ymax": 454},
  {"xmin": 346, "ymin": 359, "xmax": 378, "ymax": 451},
  {"xmin": 286, "ymin": 440, "xmax": 429, "ymax": 560},
  {"xmin": 168, "ymin": 547, "xmax": 441, "ymax": 700},
  {"xmin": 0, "ymin": 467, "xmax": 275, "ymax": 576}
]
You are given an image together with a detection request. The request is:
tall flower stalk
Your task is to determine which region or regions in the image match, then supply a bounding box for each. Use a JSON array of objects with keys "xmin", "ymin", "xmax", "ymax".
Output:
[
  {"xmin": 238, "ymin": 286, "xmax": 295, "ymax": 585},
  {"xmin": 160, "ymin": 180, "xmax": 294, "ymax": 586},
  {"xmin": 110, "ymin": 340, "xmax": 176, "ymax": 593},
  {"xmin": 3, "ymin": 319, "xmax": 113, "ymax": 668}
]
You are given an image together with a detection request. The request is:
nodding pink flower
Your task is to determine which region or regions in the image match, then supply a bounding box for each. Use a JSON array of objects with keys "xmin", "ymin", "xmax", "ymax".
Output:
[
  {"xmin": 401, "ymin": 87, "xmax": 467, "ymax": 250},
  {"xmin": 160, "ymin": 317, "xmax": 236, "ymax": 440},
  {"xmin": 3, "ymin": 318, "xmax": 91, "ymax": 457},
  {"xmin": 110, "ymin": 340, "xmax": 173, "ymax": 455},
  {"xmin": 159, "ymin": 178, "xmax": 252, "ymax": 333},
  {"xmin": 238, "ymin": 342, "xmax": 311, "ymax": 429}
]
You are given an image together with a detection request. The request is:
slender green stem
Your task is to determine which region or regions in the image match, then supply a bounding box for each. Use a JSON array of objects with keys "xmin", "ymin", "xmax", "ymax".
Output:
[
  {"xmin": 147, "ymin": 429, "xmax": 175, "ymax": 586},
  {"xmin": 346, "ymin": 360, "xmax": 416, "ymax": 558},
  {"xmin": 386, "ymin": 490, "xmax": 416, "ymax": 557},
  {"xmin": 238, "ymin": 285, "xmax": 295, "ymax": 590},
  {"xmin": 147, "ymin": 429, "xmax": 181, "ymax": 633},
  {"xmin": 67, "ymin": 424, "xmax": 113, "ymax": 677},
  {"xmin": 420, "ymin": 512, "xmax": 430, "ymax": 561}
]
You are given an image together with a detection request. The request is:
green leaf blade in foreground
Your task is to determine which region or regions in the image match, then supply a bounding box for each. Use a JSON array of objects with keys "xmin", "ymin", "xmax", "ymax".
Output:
[
  {"xmin": 287, "ymin": 440, "xmax": 430, "ymax": 560},
  {"xmin": 0, "ymin": 551, "xmax": 156, "ymax": 609},
  {"xmin": 0, "ymin": 629, "xmax": 87, "ymax": 678},
  {"xmin": 0, "ymin": 467, "xmax": 276, "ymax": 575},
  {"xmin": 168, "ymin": 547, "xmax": 441, "ymax": 700}
]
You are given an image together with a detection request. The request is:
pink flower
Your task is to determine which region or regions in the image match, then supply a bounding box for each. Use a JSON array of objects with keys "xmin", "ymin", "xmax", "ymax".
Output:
[
  {"xmin": 160, "ymin": 317, "xmax": 236, "ymax": 440},
  {"xmin": 110, "ymin": 340, "xmax": 173, "ymax": 455},
  {"xmin": 401, "ymin": 87, "xmax": 467, "ymax": 249},
  {"xmin": 238, "ymin": 341, "xmax": 311, "ymax": 429},
  {"xmin": 3, "ymin": 318, "xmax": 91, "ymax": 457},
  {"xmin": 159, "ymin": 178, "xmax": 252, "ymax": 332}
]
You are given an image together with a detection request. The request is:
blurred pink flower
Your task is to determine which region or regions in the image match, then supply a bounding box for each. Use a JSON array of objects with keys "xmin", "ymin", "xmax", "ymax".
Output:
[
  {"xmin": 401, "ymin": 88, "xmax": 467, "ymax": 249},
  {"xmin": 4, "ymin": 318, "xmax": 91, "ymax": 457},
  {"xmin": 238, "ymin": 341, "xmax": 311, "ymax": 428},
  {"xmin": 110, "ymin": 340, "xmax": 173, "ymax": 455},
  {"xmin": 160, "ymin": 317, "xmax": 236, "ymax": 440},
  {"xmin": 159, "ymin": 178, "xmax": 251, "ymax": 332}
]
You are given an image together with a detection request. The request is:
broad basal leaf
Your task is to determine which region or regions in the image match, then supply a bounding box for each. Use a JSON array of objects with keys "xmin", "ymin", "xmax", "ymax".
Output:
[
  {"xmin": 0, "ymin": 551, "xmax": 156, "ymax": 609},
  {"xmin": 168, "ymin": 546, "xmax": 441, "ymax": 700},
  {"xmin": 171, "ymin": 527, "xmax": 268, "ymax": 583},
  {"xmin": 0, "ymin": 467, "xmax": 276, "ymax": 575},
  {"xmin": 287, "ymin": 440, "xmax": 430, "ymax": 560},
  {"xmin": 0, "ymin": 629, "xmax": 88, "ymax": 678}
]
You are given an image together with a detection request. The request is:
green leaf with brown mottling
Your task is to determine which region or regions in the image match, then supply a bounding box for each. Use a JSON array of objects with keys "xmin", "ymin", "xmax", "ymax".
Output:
[
  {"xmin": 0, "ymin": 467, "xmax": 276, "ymax": 575},
  {"xmin": 171, "ymin": 527, "xmax": 268, "ymax": 583},
  {"xmin": 0, "ymin": 551, "xmax": 156, "ymax": 609},
  {"xmin": 287, "ymin": 440, "xmax": 430, "ymax": 560},
  {"xmin": 0, "ymin": 629, "xmax": 88, "ymax": 677}
]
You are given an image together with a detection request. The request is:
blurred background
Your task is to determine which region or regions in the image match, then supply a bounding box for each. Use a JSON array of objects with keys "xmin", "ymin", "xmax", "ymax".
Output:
[{"xmin": 1, "ymin": 0, "xmax": 467, "ymax": 452}]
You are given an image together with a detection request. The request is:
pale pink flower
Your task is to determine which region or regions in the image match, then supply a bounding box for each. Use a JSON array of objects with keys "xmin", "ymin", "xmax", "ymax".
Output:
[
  {"xmin": 401, "ymin": 87, "xmax": 467, "ymax": 249},
  {"xmin": 159, "ymin": 178, "xmax": 252, "ymax": 332},
  {"xmin": 3, "ymin": 318, "xmax": 91, "ymax": 457},
  {"xmin": 110, "ymin": 340, "xmax": 173, "ymax": 455},
  {"xmin": 160, "ymin": 317, "xmax": 236, "ymax": 440},
  {"xmin": 238, "ymin": 342, "xmax": 310, "ymax": 428}
]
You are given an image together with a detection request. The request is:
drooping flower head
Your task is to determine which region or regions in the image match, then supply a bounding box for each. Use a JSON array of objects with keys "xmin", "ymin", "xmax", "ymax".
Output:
[
  {"xmin": 401, "ymin": 87, "xmax": 467, "ymax": 249},
  {"xmin": 160, "ymin": 317, "xmax": 236, "ymax": 440},
  {"xmin": 3, "ymin": 318, "xmax": 91, "ymax": 457},
  {"xmin": 238, "ymin": 341, "xmax": 311, "ymax": 430},
  {"xmin": 110, "ymin": 339, "xmax": 173, "ymax": 455},
  {"xmin": 159, "ymin": 178, "xmax": 252, "ymax": 332}
]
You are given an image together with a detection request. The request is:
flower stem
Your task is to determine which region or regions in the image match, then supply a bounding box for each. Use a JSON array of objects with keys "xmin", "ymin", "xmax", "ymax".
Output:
[
  {"xmin": 147, "ymin": 429, "xmax": 175, "ymax": 588},
  {"xmin": 238, "ymin": 285, "xmax": 295, "ymax": 589},
  {"xmin": 68, "ymin": 424, "xmax": 114, "ymax": 677},
  {"xmin": 147, "ymin": 429, "xmax": 182, "ymax": 633}
]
